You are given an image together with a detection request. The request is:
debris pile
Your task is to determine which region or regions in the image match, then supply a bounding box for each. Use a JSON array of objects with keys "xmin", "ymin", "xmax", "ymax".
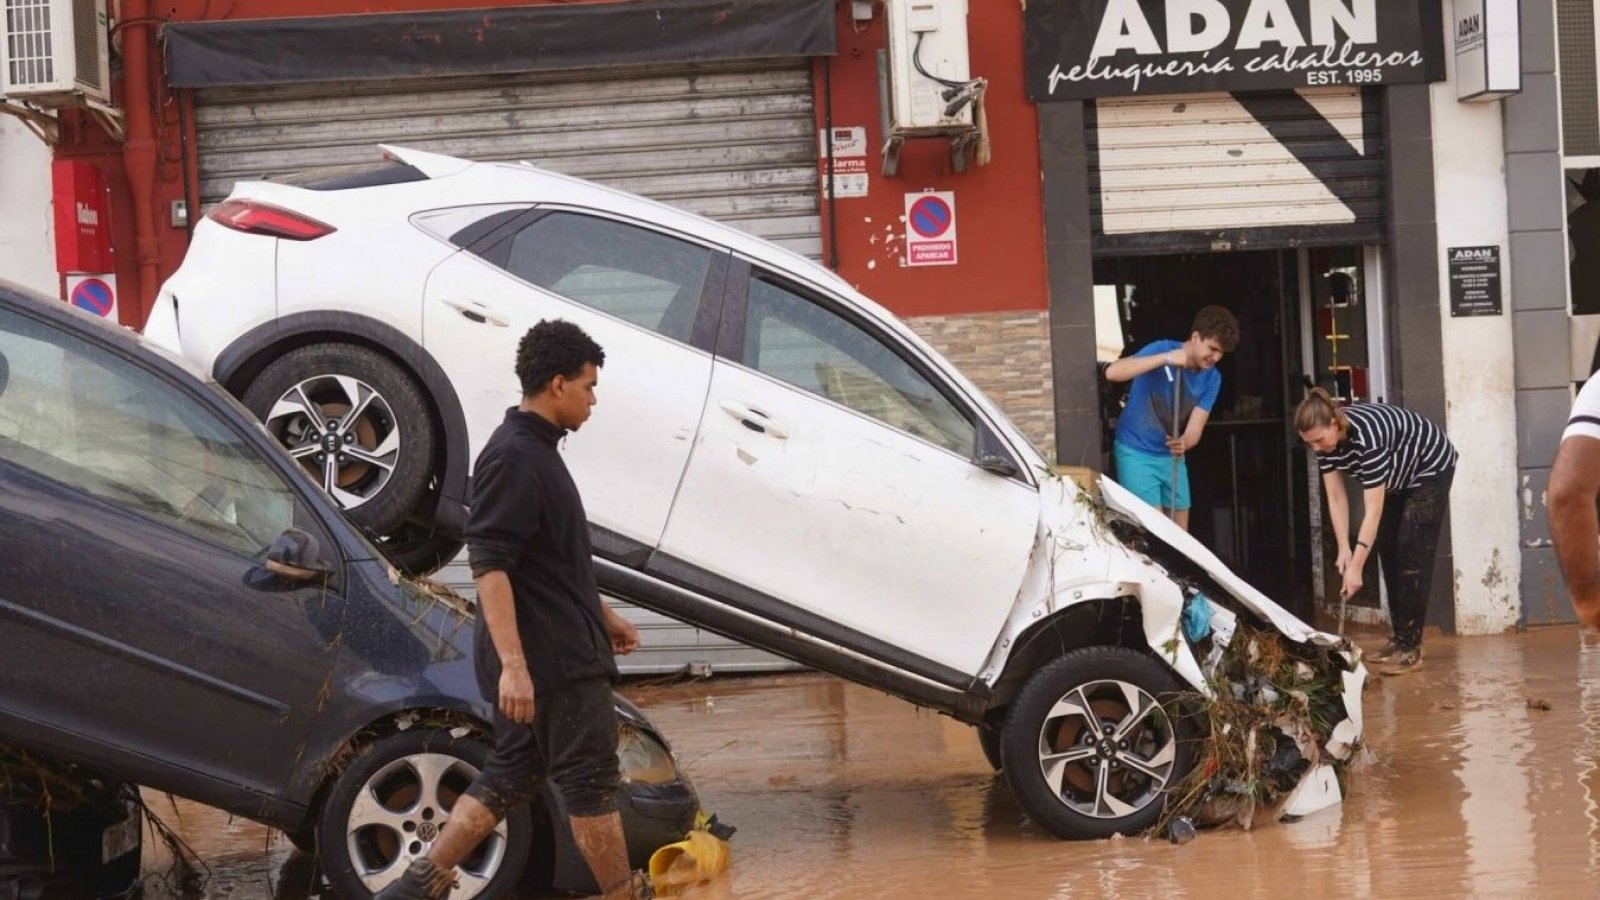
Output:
[
  {"xmin": 1, "ymin": 745, "xmax": 208, "ymax": 895},
  {"xmin": 0, "ymin": 745, "xmax": 101, "ymax": 814},
  {"xmin": 1155, "ymin": 613, "xmax": 1363, "ymax": 834},
  {"xmin": 390, "ymin": 568, "xmax": 475, "ymax": 619}
]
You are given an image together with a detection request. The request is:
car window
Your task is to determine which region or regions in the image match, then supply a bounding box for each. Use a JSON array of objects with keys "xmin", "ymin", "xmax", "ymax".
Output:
[
  {"xmin": 742, "ymin": 276, "xmax": 976, "ymax": 456},
  {"xmin": 0, "ymin": 307, "xmax": 297, "ymax": 557},
  {"xmin": 501, "ymin": 212, "xmax": 711, "ymax": 343}
]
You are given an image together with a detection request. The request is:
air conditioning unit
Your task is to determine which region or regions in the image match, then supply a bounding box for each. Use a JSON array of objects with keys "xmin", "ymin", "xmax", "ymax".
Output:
[
  {"xmin": 1, "ymin": 0, "xmax": 110, "ymax": 106},
  {"xmin": 885, "ymin": 0, "xmax": 973, "ymax": 133},
  {"xmin": 881, "ymin": 0, "xmax": 984, "ymax": 175}
]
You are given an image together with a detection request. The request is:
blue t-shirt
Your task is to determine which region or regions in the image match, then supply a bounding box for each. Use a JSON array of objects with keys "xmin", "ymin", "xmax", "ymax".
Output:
[{"xmin": 1113, "ymin": 339, "xmax": 1221, "ymax": 456}]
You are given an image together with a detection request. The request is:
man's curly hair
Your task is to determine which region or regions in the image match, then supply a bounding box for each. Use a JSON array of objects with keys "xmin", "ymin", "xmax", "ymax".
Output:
[
  {"xmin": 1192, "ymin": 305, "xmax": 1240, "ymax": 352},
  {"xmin": 516, "ymin": 319, "xmax": 606, "ymax": 396}
]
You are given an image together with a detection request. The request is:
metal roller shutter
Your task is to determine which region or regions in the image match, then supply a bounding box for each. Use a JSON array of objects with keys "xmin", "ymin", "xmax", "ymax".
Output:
[
  {"xmin": 194, "ymin": 58, "xmax": 822, "ymax": 258},
  {"xmin": 1089, "ymin": 88, "xmax": 1385, "ymax": 252},
  {"xmin": 194, "ymin": 59, "xmax": 817, "ymax": 674},
  {"xmin": 1558, "ymin": 0, "xmax": 1600, "ymax": 157}
]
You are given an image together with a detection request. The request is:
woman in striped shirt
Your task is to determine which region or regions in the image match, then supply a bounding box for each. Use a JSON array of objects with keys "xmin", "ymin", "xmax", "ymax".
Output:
[{"xmin": 1296, "ymin": 388, "xmax": 1458, "ymax": 675}]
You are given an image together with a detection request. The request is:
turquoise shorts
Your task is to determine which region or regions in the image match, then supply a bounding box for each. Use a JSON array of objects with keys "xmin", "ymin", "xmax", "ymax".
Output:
[{"xmin": 1113, "ymin": 441, "xmax": 1190, "ymax": 512}]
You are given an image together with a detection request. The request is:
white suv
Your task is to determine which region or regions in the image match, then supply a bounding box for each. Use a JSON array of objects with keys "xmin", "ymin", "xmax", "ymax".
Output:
[{"xmin": 145, "ymin": 145, "xmax": 1363, "ymax": 839}]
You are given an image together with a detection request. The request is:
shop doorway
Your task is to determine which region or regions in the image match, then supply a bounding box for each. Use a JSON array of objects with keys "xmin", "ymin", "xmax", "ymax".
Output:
[{"xmin": 1096, "ymin": 249, "xmax": 1371, "ymax": 619}]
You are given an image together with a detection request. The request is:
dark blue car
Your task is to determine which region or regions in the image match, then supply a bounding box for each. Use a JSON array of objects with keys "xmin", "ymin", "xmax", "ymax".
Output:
[{"xmin": 0, "ymin": 280, "xmax": 697, "ymax": 898}]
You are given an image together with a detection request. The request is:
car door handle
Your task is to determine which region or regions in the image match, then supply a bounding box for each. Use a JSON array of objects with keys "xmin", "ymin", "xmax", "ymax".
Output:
[
  {"xmin": 439, "ymin": 297, "xmax": 509, "ymax": 327},
  {"xmin": 720, "ymin": 400, "xmax": 789, "ymax": 439}
]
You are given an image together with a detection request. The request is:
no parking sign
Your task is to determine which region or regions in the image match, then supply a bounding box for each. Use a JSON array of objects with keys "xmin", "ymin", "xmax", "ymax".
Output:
[
  {"xmin": 904, "ymin": 191, "xmax": 957, "ymax": 267},
  {"xmin": 66, "ymin": 274, "xmax": 118, "ymax": 320}
]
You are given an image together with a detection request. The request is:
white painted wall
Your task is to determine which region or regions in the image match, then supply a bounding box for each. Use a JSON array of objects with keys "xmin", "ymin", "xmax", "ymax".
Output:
[
  {"xmin": 1431, "ymin": 0, "xmax": 1522, "ymax": 634},
  {"xmin": 0, "ymin": 116, "xmax": 57, "ymax": 294}
]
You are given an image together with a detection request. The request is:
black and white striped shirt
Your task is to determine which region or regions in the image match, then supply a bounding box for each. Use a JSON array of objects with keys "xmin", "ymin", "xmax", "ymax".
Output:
[{"xmin": 1317, "ymin": 403, "xmax": 1458, "ymax": 492}]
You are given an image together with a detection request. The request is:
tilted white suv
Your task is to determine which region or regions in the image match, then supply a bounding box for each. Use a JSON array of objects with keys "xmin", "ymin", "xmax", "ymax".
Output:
[{"xmin": 145, "ymin": 145, "xmax": 1364, "ymax": 839}]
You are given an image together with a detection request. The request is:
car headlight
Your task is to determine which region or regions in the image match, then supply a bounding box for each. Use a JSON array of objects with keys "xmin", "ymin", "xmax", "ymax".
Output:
[{"xmin": 617, "ymin": 725, "xmax": 680, "ymax": 786}]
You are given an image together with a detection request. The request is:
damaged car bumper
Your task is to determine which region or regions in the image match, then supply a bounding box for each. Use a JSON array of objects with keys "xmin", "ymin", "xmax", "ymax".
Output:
[{"xmin": 984, "ymin": 474, "xmax": 1367, "ymax": 827}]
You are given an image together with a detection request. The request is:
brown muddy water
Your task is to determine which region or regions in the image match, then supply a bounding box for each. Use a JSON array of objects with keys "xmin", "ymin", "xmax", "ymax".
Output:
[{"xmin": 142, "ymin": 628, "xmax": 1600, "ymax": 898}]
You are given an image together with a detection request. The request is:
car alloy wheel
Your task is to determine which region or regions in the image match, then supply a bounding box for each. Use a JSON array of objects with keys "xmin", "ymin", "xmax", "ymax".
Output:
[
  {"xmin": 1000, "ymin": 647, "xmax": 1196, "ymax": 839},
  {"xmin": 345, "ymin": 752, "xmax": 504, "ymax": 897},
  {"xmin": 1034, "ymin": 678, "xmax": 1178, "ymax": 819},
  {"xmin": 267, "ymin": 373, "xmax": 401, "ymax": 511},
  {"xmin": 318, "ymin": 729, "xmax": 531, "ymax": 900},
  {"xmin": 242, "ymin": 343, "xmax": 440, "ymax": 540}
]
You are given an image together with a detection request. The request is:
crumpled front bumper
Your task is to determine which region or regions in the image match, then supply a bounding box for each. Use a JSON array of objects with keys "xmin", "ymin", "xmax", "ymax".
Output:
[{"xmin": 1095, "ymin": 475, "xmax": 1368, "ymax": 818}]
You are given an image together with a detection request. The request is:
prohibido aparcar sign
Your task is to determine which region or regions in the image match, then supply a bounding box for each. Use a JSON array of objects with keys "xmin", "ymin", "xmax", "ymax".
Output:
[{"xmin": 1024, "ymin": 0, "xmax": 1445, "ymax": 101}]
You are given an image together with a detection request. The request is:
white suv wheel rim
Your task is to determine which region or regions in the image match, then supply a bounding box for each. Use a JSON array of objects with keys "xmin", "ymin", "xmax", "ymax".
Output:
[
  {"xmin": 1036, "ymin": 678, "xmax": 1178, "ymax": 820},
  {"xmin": 266, "ymin": 374, "xmax": 401, "ymax": 510}
]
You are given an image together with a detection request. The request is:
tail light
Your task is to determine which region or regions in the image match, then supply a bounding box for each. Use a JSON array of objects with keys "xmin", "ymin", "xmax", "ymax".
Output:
[{"xmin": 206, "ymin": 199, "xmax": 337, "ymax": 241}]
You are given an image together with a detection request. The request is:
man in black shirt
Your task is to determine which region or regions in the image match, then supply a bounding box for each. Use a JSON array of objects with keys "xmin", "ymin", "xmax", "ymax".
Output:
[{"xmin": 381, "ymin": 320, "xmax": 645, "ymax": 899}]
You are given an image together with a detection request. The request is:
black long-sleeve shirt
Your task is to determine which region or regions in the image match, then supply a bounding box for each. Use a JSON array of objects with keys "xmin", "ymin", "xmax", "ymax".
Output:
[{"xmin": 465, "ymin": 408, "xmax": 618, "ymax": 690}]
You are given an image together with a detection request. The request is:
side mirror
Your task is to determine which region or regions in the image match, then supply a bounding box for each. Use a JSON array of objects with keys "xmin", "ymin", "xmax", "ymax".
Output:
[
  {"xmin": 974, "ymin": 425, "xmax": 1020, "ymax": 478},
  {"xmin": 977, "ymin": 454, "xmax": 1020, "ymax": 477},
  {"xmin": 262, "ymin": 527, "xmax": 335, "ymax": 582}
]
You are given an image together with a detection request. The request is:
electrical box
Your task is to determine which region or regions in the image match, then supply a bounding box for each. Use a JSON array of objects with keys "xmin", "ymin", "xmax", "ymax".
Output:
[
  {"xmin": 884, "ymin": 0, "xmax": 973, "ymax": 133},
  {"xmin": 0, "ymin": 0, "xmax": 110, "ymax": 106}
]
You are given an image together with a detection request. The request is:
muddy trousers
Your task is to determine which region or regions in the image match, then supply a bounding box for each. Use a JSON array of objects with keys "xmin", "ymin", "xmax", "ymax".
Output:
[
  {"xmin": 1374, "ymin": 467, "xmax": 1454, "ymax": 651},
  {"xmin": 462, "ymin": 675, "xmax": 620, "ymax": 820}
]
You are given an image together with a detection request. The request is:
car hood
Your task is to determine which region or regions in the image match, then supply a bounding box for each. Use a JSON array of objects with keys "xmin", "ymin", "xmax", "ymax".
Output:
[{"xmin": 1094, "ymin": 475, "xmax": 1345, "ymax": 651}]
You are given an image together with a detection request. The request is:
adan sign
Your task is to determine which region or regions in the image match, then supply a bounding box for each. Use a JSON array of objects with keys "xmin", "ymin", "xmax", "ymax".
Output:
[{"xmin": 1025, "ymin": 0, "xmax": 1445, "ymax": 101}]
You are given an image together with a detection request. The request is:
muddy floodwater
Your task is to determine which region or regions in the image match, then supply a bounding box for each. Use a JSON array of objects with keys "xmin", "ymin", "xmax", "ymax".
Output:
[{"xmin": 143, "ymin": 627, "xmax": 1600, "ymax": 898}]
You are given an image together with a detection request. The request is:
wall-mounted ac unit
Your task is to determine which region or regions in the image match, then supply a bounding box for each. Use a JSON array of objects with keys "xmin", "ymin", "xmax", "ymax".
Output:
[
  {"xmin": 1, "ymin": 0, "xmax": 110, "ymax": 106},
  {"xmin": 881, "ymin": 0, "xmax": 984, "ymax": 175},
  {"xmin": 885, "ymin": 0, "xmax": 972, "ymax": 133}
]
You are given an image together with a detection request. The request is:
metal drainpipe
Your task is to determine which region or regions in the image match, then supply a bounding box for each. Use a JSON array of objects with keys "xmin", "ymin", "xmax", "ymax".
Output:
[
  {"xmin": 823, "ymin": 56, "xmax": 839, "ymax": 272},
  {"xmin": 119, "ymin": 0, "xmax": 161, "ymax": 317}
]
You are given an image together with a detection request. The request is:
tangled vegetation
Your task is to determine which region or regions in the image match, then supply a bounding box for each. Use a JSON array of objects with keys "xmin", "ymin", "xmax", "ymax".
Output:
[
  {"xmin": 1, "ymin": 745, "xmax": 208, "ymax": 894},
  {"xmin": 1156, "ymin": 620, "xmax": 1359, "ymax": 833},
  {"xmin": 0, "ymin": 745, "xmax": 104, "ymax": 815}
]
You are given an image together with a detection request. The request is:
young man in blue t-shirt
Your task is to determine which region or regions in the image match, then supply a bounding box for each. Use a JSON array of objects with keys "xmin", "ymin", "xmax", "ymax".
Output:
[{"xmin": 1105, "ymin": 305, "xmax": 1240, "ymax": 531}]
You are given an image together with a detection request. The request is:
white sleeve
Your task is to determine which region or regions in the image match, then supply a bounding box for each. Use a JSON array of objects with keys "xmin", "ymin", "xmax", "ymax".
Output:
[{"xmin": 1563, "ymin": 377, "xmax": 1600, "ymax": 443}]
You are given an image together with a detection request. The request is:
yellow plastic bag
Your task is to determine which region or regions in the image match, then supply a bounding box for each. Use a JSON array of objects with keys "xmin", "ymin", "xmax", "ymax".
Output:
[{"xmin": 648, "ymin": 827, "xmax": 730, "ymax": 894}]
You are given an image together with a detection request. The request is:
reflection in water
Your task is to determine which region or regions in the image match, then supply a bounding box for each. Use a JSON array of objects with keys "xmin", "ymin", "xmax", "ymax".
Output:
[
  {"xmin": 1578, "ymin": 632, "xmax": 1600, "ymax": 872},
  {"xmin": 1456, "ymin": 637, "xmax": 1533, "ymax": 895},
  {"xmin": 143, "ymin": 630, "xmax": 1600, "ymax": 899}
]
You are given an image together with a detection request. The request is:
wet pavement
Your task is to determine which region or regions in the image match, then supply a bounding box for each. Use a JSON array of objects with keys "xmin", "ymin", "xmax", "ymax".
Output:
[{"xmin": 143, "ymin": 627, "xmax": 1600, "ymax": 898}]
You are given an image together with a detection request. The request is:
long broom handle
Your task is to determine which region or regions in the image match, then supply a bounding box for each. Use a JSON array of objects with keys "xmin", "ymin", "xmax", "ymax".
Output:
[{"xmin": 1168, "ymin": 360, "xmax": 1180, "ymax": 518}]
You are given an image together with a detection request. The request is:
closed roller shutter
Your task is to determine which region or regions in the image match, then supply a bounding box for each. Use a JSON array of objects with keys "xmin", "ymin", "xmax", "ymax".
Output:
[
  {"xmin": 1558, "ymin": 0, "xmax": 1600, "ymax": 157},
  {"xmin": 194, "ymin": 59, "xmax": 821, "ymax": 258},
  {"xmin": 195, "ymin": 59, "xmax": 817, "ymax": 674},
  {"xmin": 1089, "ymin": 88, "xmax": 1385, "ymax": 253}
]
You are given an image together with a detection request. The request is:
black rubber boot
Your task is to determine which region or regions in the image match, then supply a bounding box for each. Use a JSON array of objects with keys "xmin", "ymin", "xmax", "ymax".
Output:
[{"xmin": 374, "ymin": 859, "xmax": 457, "ymax": 900}]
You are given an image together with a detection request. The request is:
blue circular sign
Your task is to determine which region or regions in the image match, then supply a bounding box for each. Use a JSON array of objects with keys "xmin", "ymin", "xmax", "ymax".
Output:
[
  {"xmin": 909, "ymin": 196, "xmax": 953, "ymax": 238},
  {"xmin": 70, "ymin": 279, "xmax": 114, "ymax": 318}
]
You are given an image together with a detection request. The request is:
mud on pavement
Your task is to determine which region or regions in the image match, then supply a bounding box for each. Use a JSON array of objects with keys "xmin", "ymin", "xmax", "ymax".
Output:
[{"xmin": 143, "ymin": 628, "xmax": 1600, "ymax": 899}]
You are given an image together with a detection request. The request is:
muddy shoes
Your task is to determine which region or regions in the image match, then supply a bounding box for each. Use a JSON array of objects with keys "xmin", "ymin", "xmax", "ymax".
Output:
[
  {"xmin": 1381, "ymin": 647, "xmax": 1423, "ymax": 676},
  {"xmin": 375, "ymin": 859, "xmax": 457, "ymax": 900},
  {"xmin": 1367, "ymin": 640, "xmax": 1403, "ymax": 664}
]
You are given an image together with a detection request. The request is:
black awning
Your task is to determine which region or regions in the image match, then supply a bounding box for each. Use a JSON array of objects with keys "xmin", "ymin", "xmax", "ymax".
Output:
[{"xmin": 165, "ymin": 0, "xmax": 835, "ymax": 89}]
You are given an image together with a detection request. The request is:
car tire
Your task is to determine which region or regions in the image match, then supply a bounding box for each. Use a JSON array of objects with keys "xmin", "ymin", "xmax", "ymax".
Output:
[
  {"xmin": 243, "ymin": 344, "xmax": 438, "ymax": 538},
  {"xmin": 317, "ymin": 729, "xmax": 532, "ymax": 900},
  {"xmin": 376, "ymin": 521, "xmax": 466, "ymax": 578},
  {"xmin": 977, "ymin": 724, "xmax": 1003, "ymax": 772},
  {"xmin": 1000, "ymin": 647, "xmax": 1197, "ymax": 840},
  {"xmin": 282, "ymin": 827, "xmax": 315, "ymax": 854}
]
